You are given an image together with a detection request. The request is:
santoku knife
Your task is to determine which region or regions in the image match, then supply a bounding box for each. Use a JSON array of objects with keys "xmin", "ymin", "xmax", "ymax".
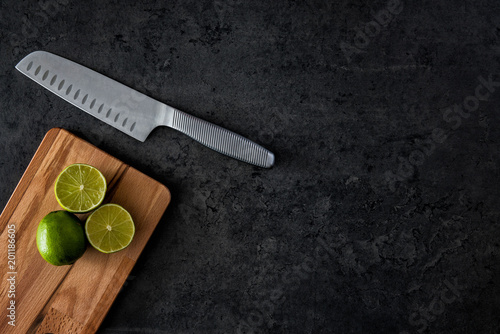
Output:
[{"xmin": 15, "ymin": 51, "xmax": 274, "ymax": 168}]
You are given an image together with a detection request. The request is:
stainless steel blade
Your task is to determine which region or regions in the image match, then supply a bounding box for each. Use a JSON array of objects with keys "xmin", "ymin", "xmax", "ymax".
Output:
[
  {"xmin": 16, "ymin": 51, "xmax": 168, "ymax": 142},
  {"xmin": 15, "ymin": 51, "xmax": 274, "ymax": 168}
]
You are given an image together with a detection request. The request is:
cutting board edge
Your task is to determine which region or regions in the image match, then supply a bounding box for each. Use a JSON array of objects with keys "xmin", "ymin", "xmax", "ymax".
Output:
[{"xmin": 0, "ymin": 127, "xmax": 62, "ymax": 230}]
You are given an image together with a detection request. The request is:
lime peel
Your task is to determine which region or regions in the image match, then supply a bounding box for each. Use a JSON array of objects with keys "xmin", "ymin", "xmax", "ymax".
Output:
[{"xmin": 36, "ymin": 211, "xmax": 87, "ymax": 266}]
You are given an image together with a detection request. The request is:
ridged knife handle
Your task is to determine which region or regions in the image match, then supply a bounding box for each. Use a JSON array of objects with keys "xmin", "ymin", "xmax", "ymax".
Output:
[{"xmin": 170, "ymin": 109, "xmax": 274, "ymax": 168}]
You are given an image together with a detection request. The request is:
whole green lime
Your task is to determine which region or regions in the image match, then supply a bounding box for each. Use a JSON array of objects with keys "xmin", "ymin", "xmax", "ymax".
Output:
[{"xmin": 36, "ymin": 211, "xmax": 87, "ymax": 266}]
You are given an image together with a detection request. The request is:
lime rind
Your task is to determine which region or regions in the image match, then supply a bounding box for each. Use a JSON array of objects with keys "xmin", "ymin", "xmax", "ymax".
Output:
[
  {"xmin": 85, "ymin": 203, "xmax": 135, "ymax": 253},
  {"xmin": 36, "ymin": 211, "xmax": 87, "ymax": 266},
  {"xmin": 54, "ymin": 163, "xmax": 107, "ymax": 213}
]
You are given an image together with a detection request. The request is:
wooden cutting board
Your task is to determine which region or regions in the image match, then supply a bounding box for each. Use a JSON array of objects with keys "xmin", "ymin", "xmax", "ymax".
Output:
[{"xmin": 0, "ymin": 128, "xmax": 171, "ymax": 333}]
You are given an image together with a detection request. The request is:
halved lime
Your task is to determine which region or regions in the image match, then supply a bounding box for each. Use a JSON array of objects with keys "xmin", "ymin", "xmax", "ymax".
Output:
[
  {"xmin": 85, "ymin": 204, "xmax": 135, "ymax": 253},
  {"xmin": 54, "ymin": 163, "xmax": 107, "ymax": 213}
]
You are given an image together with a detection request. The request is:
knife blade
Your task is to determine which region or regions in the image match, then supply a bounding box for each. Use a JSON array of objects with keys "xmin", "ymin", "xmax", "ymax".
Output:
[{"xmin": 15, "ymin": 51, "xmax": 275, "ymax": 168}]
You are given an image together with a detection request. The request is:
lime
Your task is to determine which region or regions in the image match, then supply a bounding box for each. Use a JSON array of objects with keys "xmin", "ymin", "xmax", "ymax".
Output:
[
  {"xmin": 36, "ymin": 211, "xmax": 87, "ymax": 266},
  {"xmin": 85, "ymin": 204, "xmax": 135, "ymax": 253},
  {"xmin": 54, "ymin": 163, "xmax": 107, "ymax": 213}
]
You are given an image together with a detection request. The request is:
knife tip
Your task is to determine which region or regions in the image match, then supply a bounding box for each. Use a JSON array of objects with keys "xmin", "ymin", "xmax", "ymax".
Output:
[{"xmin": 14, "ymin": 51, "xmax": 46, "ymax": 72}]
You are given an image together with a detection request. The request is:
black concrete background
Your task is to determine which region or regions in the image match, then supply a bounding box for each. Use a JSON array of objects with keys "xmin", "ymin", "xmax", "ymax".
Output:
[{"xmin": 1, "ymin": 0, "xmax": 500, "ymax": 333}]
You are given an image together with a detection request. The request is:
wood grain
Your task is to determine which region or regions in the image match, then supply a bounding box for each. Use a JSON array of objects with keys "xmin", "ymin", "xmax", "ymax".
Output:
[{"xmin": 0, "ymin": 128, "xmax": 171, "ymax": 333}]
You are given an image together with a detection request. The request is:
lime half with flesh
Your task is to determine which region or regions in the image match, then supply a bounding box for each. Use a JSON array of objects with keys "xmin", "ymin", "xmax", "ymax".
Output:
[
  {"xmin": 85, "ymin": 204, "xmax": 135, "ymax": 253},
  {"xmin": 54, "ymin": 163, "xmax": 107, "ymax": 213}
]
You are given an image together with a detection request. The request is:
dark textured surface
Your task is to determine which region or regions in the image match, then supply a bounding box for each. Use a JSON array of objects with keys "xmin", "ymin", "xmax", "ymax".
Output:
[{"xmin": 1, "ymin": 0, "xmax": 500, "ymax": 333}]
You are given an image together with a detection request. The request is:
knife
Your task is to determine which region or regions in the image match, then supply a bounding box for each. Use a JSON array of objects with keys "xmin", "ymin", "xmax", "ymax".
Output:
[{"xmin": 15, "ymin": 51, "xmax": 275, "ymax": 168}]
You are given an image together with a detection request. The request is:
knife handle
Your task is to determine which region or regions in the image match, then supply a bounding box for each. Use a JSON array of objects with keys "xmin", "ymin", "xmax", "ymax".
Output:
[{"xmin": 170, "ymin": 109, "xmax": 274, "ymax": 168}]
